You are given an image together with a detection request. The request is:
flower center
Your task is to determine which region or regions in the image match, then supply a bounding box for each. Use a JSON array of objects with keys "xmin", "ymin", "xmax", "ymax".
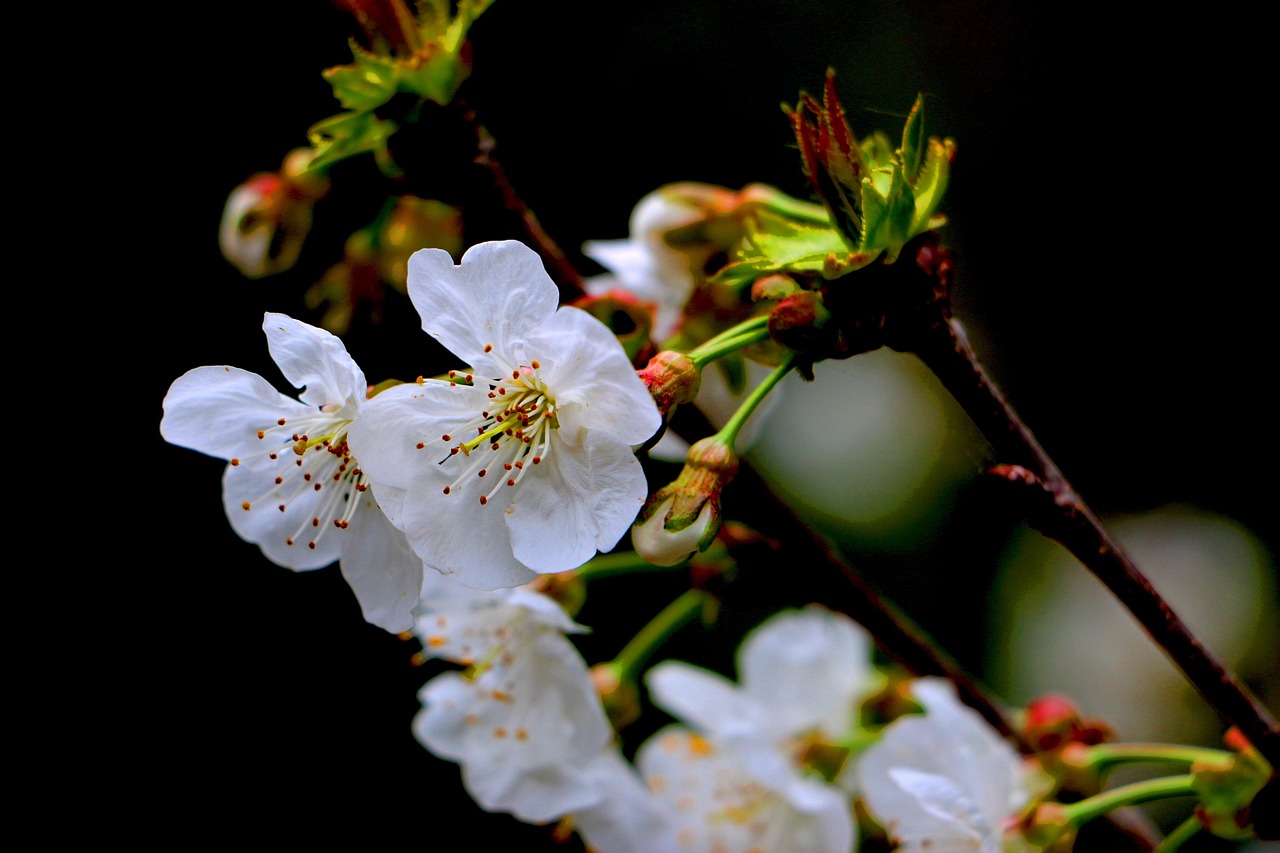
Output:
[
  {"xmin": 438, "ymin": 359, "xmax": 558, "ymax": 506},
  {"xmin": 233, "ymin": 407, "xmax": 367, "ymax": 551}
]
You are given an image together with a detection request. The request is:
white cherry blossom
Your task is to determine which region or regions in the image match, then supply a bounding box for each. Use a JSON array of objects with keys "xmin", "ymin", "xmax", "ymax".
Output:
[
  {"xmin": 636, "ymin": 725, "xmax": 854, "ymax": 853},
  {"xmin": 856, "ymin": 677, "xmax": 1046, "ymax": 853},
  {"xmin": 349, "ymin": 240, "xmax": 661, "ymax": 589},
  {"xmin": 583, "ymin": 185, "xmax": 710, "ymax": 342},
  {"xmin": 410, "ymin": 571, "xmax": 616, "ymax": 822},
  {"xmin": 640, "ymin": 606, "xmax": 882, "ymax": 852},
  {"xmin": 160, "ymin": 312, "xmax": 422, "ymax": 632}
]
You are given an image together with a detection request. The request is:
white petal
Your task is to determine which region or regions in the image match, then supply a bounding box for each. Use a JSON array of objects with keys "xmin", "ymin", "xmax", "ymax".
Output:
[
  {"xmin": 856, "ymin": 678, "xmax": 1025, "ymax": 852},
  {"xmin": 337, "ymin": 497, "xmax": 424, "ymax": 633},
  {"xmin": 739, "ymin": 606, "xmax": 879, "ymax": 738},
  {"xmin": 161, "ymin": 365, "xmax": 307, "ymax": 460},
  {"xmin": 262, "ymin": 312, "xmax": 367, "ymax": 411},
  {"xmin": 406, "ymin": 241, "xmax": 559, "ymax": 371},
  {"xmin": 888, "ymin": 768, "xmax": 993, "ymax": 852},
  {"xmin": 413, "ymin": 630, "xmax": 611, "ymax": 821},
  {"xmin": 570, "ymin": 748, "xmax": 674, "ymax": 853},
  {"xmin": 631, "ymin": 499, "xmax": 713, "ymax": 567},
  {"xmin": 645, "ymin": 662, "xmax": 765, "ymax": 742},
  {"xmin": 505, "ymin": 428, "xmax": 649, "ymax": 572},
  {"xmin": 221, "ymin": 454, "xmax": 341, "ymax": 571},
  {"xmin": 346, "ymin": 382, "xmax": 454, "ymax": 525},
  {"xmin": 527, "ymin": 305, "xmax": 662, "ymax": 446},
  {"xmin": 408, "ymin": 484, "xmax": 538, "ymax": 589},
  {"xmin": 637, "ymin": 725, "xmax": 855, "ymax": 853}
]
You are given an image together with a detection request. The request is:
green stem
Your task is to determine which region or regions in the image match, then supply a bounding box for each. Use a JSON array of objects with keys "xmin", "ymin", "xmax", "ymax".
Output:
[
  {"xmin": 613, "ymin": 590, "xmax": 710, "ymax": 683},
  {"xmin": 575, "ymin": 551, "xmax": 685, "ymax": 582},
  {"xmin": 715, "ymin": 354, "xmax": 796, "ymax": 448},
  {"xmin": 1153, "ymin": 817, "xmax": 1202, "ymax": 853},
  {"xmin": 1062, "ymin": 775, "xmax": 1197, "ymax": 828},
  {"xmin": 687, "ymin": 316, "xmax": 772, "ymax": 368},
  {"xmin": 1081, "ymin": 743, "xmax": 1232, "ymax": 773}
]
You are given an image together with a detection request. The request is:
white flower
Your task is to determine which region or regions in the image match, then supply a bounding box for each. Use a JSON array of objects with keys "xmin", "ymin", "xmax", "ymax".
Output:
[
  {"xmin": 568, "ymin": 747, "xmax": 674, "ymax": 853},
  {"xmin": 856, "ymin": 678, "xmax": 1045, "ymax": 853},
  {"xmin": 583, "ymin": 185, "xmax": 710, "ymax": 342},
  {"xmin": 640, "ymin": 606, "xmax": 882, "ymax": 852},
  {"xmin": 411, "ymin": 571, "xmax": 615, "ymax": 822},
  {"xmin": 160, "ymin": 312, "xmax": 422, "ymax": 632},
  {"xmin": 348, "ymin": 240, "xmax": 662, "ymax": 589},
  {"xmin": 637, "ymin": 725, "xmax": 854, "ymax": 853}
]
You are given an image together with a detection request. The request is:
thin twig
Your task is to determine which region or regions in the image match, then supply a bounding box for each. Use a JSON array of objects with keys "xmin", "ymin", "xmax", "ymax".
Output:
[{"xmin": 460, "ymin": 105, "xmax": 586, "ymax": 301}]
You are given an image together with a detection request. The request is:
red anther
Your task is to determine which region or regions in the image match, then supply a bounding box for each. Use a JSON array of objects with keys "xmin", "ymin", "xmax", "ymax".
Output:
[
  {"xmin": 507, "ymin": 479, "xmax": 515, "ymax": 486},
  {"xmin": 286, "ymin": 537, "xmax": 294, "ymax": 545},
  {"xmin": 479, "ymin": 496, "xmax": 488, "ymax": 505},
  {"xmin": 312, "ymin": 518, "xmax": 320, "ymax": 527},
  {"xmin": 278, "ymin": 505, "xmax": 286, "ymax": 512},
  {"xmin": 269, "ymin": 453, "xmax": 278, "ymax": 460},
  {"xmin": 504, "ymin": 464, "xmax": 513, "ymax": 470},
  {"xmin": 241, "ymin": 501, "xmax": 251, "ymax": 510},
  {"xmin": 308, "ymin": 541, "xmax": 316, "ymax": 549},
  {"xmin": 512, "ymin": 370, "xmax": 519, "ymax": 380},
  {"xmin": 416, "ymin": 442, "xmax": 425, "ymax": 449},
  {"xmin": 275, "ymin": 477, "xmax": 283, "ymax": 484},
  {"xmin": 231, "ymin": 458, "xmax": 240, "ymax": 467},
  {"xmin": 532, "ymin": 456, "xmax": 542, "ymax": 464},
  {"xmin": 478, "ymin": 469, "xmax": 487, "ymax": 477},
  {"xmin": 514, "ymin": 461, "xmax": 524, "ymax": 469},
  {"xmin": 277, "ymin": 418, "xmax": 287, "ymax": 426},
  {"xmin": 257, "ymin": 430, "xmax": 265, "ymax": 439},
  {"xmin": 531, "ymin": 360, "xmax": 540, "ymax": 369},
  {"xmin": 314, "ymin": 483, "xmax": 322, "ymax": 491},
  {"xmin": 355, "ymin": 483, "xmax": 367, "ymax": 492},
  {"xmin": 443, "ymin": 486, "xmax": 451, "ymax": 495},
  {"xmin": 442, "ymin": 434, "xmax": 452, "ymax": 441},
  {"xmin": 484, "ymin": 344, "xmax": 493, "ymax": 353},
  {"xmin": 304, "ymin": 473, "xmax": 312, "ymax": 481}
]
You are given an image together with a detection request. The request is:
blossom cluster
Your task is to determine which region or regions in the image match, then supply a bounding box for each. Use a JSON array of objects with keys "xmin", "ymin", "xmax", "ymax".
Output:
[{"xmin": 161, "ymin": 231, "xmax": 1051, "ymax": 850}]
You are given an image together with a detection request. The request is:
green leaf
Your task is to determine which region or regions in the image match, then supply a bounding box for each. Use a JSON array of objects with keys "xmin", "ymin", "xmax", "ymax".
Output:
[
  {"xmin": 910, "ymin": 137, "xmax": 952, "ymax": 233},
  {"xmin": 859, "ymin": 163, "xmax": 916, "ymax": 261},
  {"xmin": 900, "ymin": 93, "xmax": 926, "ymax": 181},
  {"xmin": 306, "ymin": 111, "xmax": 399, "ymax": 173}
]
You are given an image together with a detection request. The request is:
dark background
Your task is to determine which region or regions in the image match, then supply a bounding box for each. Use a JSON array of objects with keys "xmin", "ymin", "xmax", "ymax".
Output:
[{"xmin": 111, "ymin": 0, "xmax": 1275, "ymax": 846}]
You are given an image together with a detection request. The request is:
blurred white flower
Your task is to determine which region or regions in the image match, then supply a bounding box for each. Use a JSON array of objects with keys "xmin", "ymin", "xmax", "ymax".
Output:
[
  {"xmin": 856, "ymin": 677, "xmax": 1045, "ymax": 853},
  {"xmin": 349, "ymin": 240, "xmax": 661, "ymax": 589},
  {"xmin": 160, "ymin": 312, "xmax": 421, "ymax": 632},
  {"xmin": 411, "ymin": 571, "xmax": 615, "ymax": 822},
  {"xmin": 636, "ymin": 725, "xmax": 853, "ymax": 853},
  {"xmin": 638, "ymin": 605, "xmax": 882, "ymax": 852}
]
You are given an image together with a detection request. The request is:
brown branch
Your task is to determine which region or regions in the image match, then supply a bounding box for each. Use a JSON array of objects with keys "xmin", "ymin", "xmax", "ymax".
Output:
[
  {"xmin": 909, "ymin": 315, "xmax": 1280, "ymax": 768},
  {"xmin": 459, "ymin": 105, "xmax": 586, "ymax": 302}
]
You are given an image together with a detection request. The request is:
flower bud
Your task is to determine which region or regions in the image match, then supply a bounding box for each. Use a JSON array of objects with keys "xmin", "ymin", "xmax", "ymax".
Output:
[
  {"xmin": 590, "ymin": 662, "xmax": 641, "ymax": 731},
  {"xmin": 636, "ymin": 351, "xmax": 701, "ymax": 417},
  {"xmin": 219, "ymin": 148, "xmax": 330, "ymax": 278},
  {"xmin": 631, "ymin": 437, "xmax": 738, "ymax": 566}
]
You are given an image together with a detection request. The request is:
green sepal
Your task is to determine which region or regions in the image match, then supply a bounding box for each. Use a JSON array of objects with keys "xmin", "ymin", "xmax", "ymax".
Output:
[
  {"xmin": 900, "ymin": 93, "xmax": 926, "ymax": 181},
  {"xmin": 306, "ymin": 111, "xmax": 400, "ymax": 175},
  {"xmin": 1192, "ymin": 751, "xmax": 1271, "ymax": 841},
  {"xmin": 323, "ymin": 48, "xmax": 399, "ymax": 111},
  {"xmin": 860, "ymin": 130, "xmax": 898, "ymax": 172}
]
